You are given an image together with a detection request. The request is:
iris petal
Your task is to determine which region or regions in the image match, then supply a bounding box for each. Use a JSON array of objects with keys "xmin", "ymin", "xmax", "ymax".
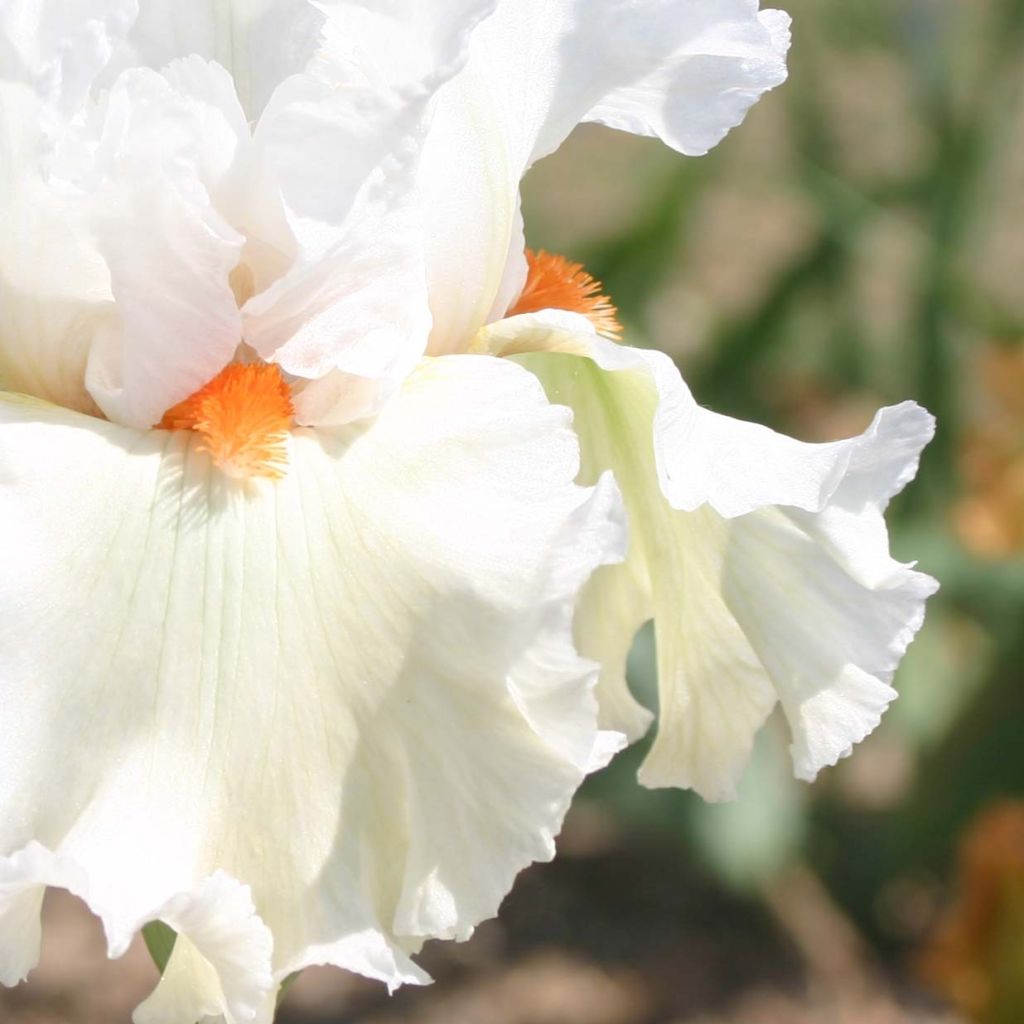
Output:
[
  {"xmin": 0, "ymin": 355, "xmax": 625, "ymax": 1002},
  {"xmin": 420, "ymin": 0, "xmax": 790, "ymax": 354},
  {"xmin": 478, "ymin": 312, "xmax": 936, "ymax": 801}
]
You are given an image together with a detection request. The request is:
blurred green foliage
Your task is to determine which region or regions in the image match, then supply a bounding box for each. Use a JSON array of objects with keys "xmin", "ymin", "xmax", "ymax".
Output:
[{"xmin": 522, "ymin": 0, "xmax": 1024, "ymax": 978}]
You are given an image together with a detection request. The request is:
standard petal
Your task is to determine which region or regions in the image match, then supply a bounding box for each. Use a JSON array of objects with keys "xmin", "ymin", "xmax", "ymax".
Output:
[
  {"xmin": 248, "ymin": 0, "xmax": 500, "ymax": 260},
  {"xmin": 420, "ymin": 0, "xmax": 789, "ymax": 354},
  {"xmin": 83, "ymin": 176, "xmax": 243, "ymax": 428},
  {"xmin": 0, "ymin": 355, "xmax": 624, "ymax": 995},
  {"xmin": 133, "ymin": 873, "xmax": 274, "ymax": 1024},
  {"xmin": 104, "ymin": 0, "xmax": 326, "ymax": 120},
  {"xmin": 586, "ymin": 3, "xmax": 790, "ymax": 157},
  {"xmin": 50, "ymin": 62, "xmax": 249, "ymax": 428},
  {"xmin": 238, "ymin": 2, "xmax": 498, "ymax": 404},
  {"xmin": 314, "ymin": 0, "xmax": 499, "ymax": 94},
  {"xmin": 0, "ymin": 82, "xmax": 110, "ymax": 414},
  {"xmin": 242, "ymin": 0, "xmax": 496, "ymax": 270},
  {"xmin": 0, "ymin": 0, "xmax": 135, "ymax": 117},
  {"xmin": 480, "ymin": 313, "xmax": 936, "ymax": 801},
  {"xmin": 1, "ymin": 61, "xmax": 253, "ymax": 424},
  {"xmin": 241, "ymin": 161, "xmax": 431, "ymax": 426}
]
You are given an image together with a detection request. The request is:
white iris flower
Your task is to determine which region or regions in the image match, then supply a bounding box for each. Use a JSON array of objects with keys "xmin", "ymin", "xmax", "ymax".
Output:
[
  {"xmin": 419, "ymin": 0, "xmax": 936, "ymax": 797},
  {"xmin": 0, "ymin": 2, "xmax": 935, "ymax": 1022}
]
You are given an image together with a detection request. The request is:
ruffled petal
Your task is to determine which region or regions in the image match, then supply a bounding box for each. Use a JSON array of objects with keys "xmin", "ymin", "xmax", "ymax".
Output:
[
  {"xmin": 238, "ymin": 2, "xmax": 499, "ymax": 419},
  {"xmin": 478, "ymin": 313, "xmax": 936, "ymax": 801},
  {"xmin": 0, "ymin": 355, "xmax": 624, "ymax": 997},
  {"xmin": 0, "ymin": 0, "xmax": 136, "ymax": 117},
  {"xmin": 420, "ymin": 0, "xmax": 789, "ymax": 354},
  {"xmin": 586, "ymin": 3, "xmax": 790, "ymax": 157},
  {"xmin": 241, "ymin": 161, "xmax": 430, "ymax": 426},
  {"xmin": 314, "ymin": 0, "xmax": 499, "ymax": 92},
  {"xmin": 572, "ymin": 540, "xmax": 656, "ymax": 746},
  {"xmin": 105, "ymin": 0, "xmax": 326, "ymax": 120},
  {"xmin": 0, "ymin": 843, "xmax": 90, "ymax": 986},
  {"xmin": 133, "ymin": 873, "xmax": 274, "ymax": 1024},
  {"xmin": 0, "ymin": 82, "xmax": 110, "ymax": 414},
  {"xmin": 241, "ymin": 0, "xmax": 496, "ymax": 267},
  {"xmin": 49, "ymin": 60, "xmax": 248, "ymax": 428}
]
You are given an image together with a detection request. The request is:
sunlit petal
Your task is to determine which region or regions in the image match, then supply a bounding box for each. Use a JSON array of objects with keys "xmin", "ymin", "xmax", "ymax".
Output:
[
  {"xmin": 0, "ymin": 83, "xmax": 109, "ymax": 415},
  {"xmin": 239, "ymin": 2, "xmax": 500, "ymax": 411},
  {"xmin": 242, "ymin": 162, "xmax": 430, "ymax": 426},
  {"xmin": 587, "ymin": 2, "xmax": 790, "ymax": 156},
  {"xmin": 420, "ymin": 0, "xmax": 789, "ymax": 354},
  {"xmin": 133, "ymin": 873, "xmax": 275, "ymax": 1024},
  {"xmin": 104, "ymin": 0, "xmax": 326, "ymax": 120},
  {"xmin": 479, "ymin": 313, "xmax": 936, "ymax": 800},
  {"xmin": 0, "ymin": 843, "xmax": 90, "ymax": 986},
  {"xmin": 51, "ymin": 60, "xmax": 248, "ymax": 428},
  {"xmin": 0, "ymin": 0, "xmax": 136, "ymax": 117},
  {"xmin": 0, "ymin": 355, "xmax": 625, "ymax": 998}
]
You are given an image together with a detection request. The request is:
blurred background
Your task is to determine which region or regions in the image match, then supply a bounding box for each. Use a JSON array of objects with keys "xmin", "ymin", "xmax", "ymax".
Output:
[{"xmin": 5, "ymin": 1, "xmax": 1022, "ymax": 1021}]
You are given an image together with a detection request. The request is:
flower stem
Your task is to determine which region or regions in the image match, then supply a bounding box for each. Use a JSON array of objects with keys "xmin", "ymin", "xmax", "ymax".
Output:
[{"xmin": 142, "ymin": 920, "xmax": 178, "ymax": 974}]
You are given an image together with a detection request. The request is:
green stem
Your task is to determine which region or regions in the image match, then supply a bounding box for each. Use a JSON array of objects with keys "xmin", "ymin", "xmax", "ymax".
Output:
[{"xmin": 142, "ymin": 920, "xmax": 178, "ymax": 975}]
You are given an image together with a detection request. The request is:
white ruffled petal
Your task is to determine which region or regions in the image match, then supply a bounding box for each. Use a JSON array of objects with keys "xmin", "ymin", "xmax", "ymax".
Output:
[
  {"xmin": 0, "ymin": 82, "xmax": 110, "ymax": 414},
  {"xmin": 0, "ymin": 843, "xmax": 89, "ymax": 986},
  {"xmin": 106, "ymin": 0, "xmax": 326, "ymax": 119},
  {"xmin": 418, "ymin": 65, "xmax": 520, "ymax": 354},
  {"xmin": 242, "ymin": 161, "xmax": 430, "ymax": 426},
  {"xmin": 49, "ymin": 61, "xmax": 248, "ymax": 428},
  {"xmin": 635, "ymin": 506, "xmax": 779, "ymax": 801},
  {"xmin": 238, "ymin": 3, "xmax": 498, "ymax": 412},
  {"xmin": 288, "ymin": 369, "xmax": 395, "ymax": 429},
  {"xmin": 420, "ymin": 0, "xmax": 789, "ymax": 353},
  {"xmin": 573, "ymin": 549, "xmax": 656, "ymax": 746},
  {"xmin": 585, "ymin": 2, "xmax": 790, "ymax": 156},
  {"xmin": 245, "ymin": 64, "xmax": 396, "ymax": 270},
  {"xmin": 0, "ymin": 354, "xmax": 624, "ymax": 995},
  {"xmin": 481, "ymin": 310, "xmax": 923, "ymax": 519},
  {"xmin": 83, "ymin": 178, "xmax": 243, "ymax": 428},
  {"xmin": 242, "ymin": 0, "xmax": 496, "ymax": 273},
  {"xmin": 314, "ymin": 1, "xmax": 498, "ymax": 92},
  {"xmin": 480, "ymin": 313, "xmax": 936, "ymax": 801},
  {"xmin": 0, "ymin": 0, "xmax": 135, "ymax": 117},
  {"xmin": 134, "ymin": 873, "xmax": 274, "ymax": 1024},
  {"xmin": 721, "ymin": 497, "xmax": 938, "ymax": 785}
]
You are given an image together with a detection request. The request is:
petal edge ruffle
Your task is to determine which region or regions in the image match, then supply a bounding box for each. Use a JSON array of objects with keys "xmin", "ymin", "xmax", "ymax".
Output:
[
  {"xmin": 478, "ymin": 312, "xmax": 937, "ymax": 801},
  {"xmin": 0, "ymin": 354, "xmax": 626, "ymax": 998}
]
